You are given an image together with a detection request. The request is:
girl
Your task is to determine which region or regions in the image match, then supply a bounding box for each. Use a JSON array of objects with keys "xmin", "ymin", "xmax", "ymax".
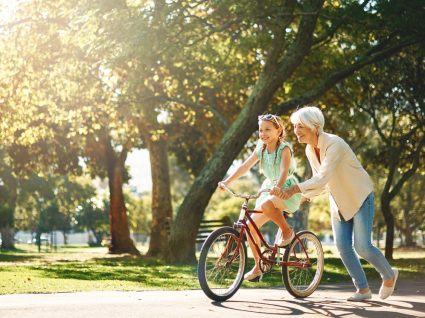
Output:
[{"xmin": 218, "ymin": 114, "xmax": 301, "ymax": 281}]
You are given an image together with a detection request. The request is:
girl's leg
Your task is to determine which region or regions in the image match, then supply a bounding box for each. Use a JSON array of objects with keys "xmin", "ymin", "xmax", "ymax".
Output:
[
  {"xmin": 332, "ymin": 215, "xmax": 369, "ymax": 291},
  {"xmin": 352, "ymin": 193, "xmax": 395, "ymax": 283},
  {"xmin": 261, "ymin": 200, "xmax": 292, "ymax": 240},
  {"xmin": 245, "ymin": 212, "xmax": 269, "ymax": 274}
]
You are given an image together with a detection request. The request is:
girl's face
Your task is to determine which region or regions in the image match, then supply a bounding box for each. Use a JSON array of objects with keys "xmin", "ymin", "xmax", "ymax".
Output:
[
  {"xmin": 259, "ymin": 120, "xmax": 281, "ymax": 145},
  {"xmin": 293, "ymin": 122, "xmax": 316, "ymax": 144}
]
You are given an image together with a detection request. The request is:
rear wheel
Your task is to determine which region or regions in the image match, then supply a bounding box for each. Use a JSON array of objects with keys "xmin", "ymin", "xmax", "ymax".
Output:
[
  {"xmin": 198, "ymin": 226, "xmax": 247, "ymax": 301},
  {"xmin": 281, "ymin": 230, "xmax": 324, "ymax": 298}
]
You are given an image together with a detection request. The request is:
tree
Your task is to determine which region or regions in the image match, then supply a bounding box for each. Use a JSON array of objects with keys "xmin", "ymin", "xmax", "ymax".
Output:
[
  {"xmin": 335, "ymin": 46, "xmax": 425, "ymax": 259},
  {"xmin": 75, "ymin": 199, "xmax": 109, "ymax": 246},
  {"xmin": 0, "ymin": 149, "xmax": 18, "ymax": 249},
  {"xmin": 168, "ymin": 0, "xmax": 425, "ymax": 263},
  {"xmin": 0, "ymin": 0, "xmax": 141, "ymax": 255},
  {"xmin": 394, "ymin": 174, "xmax": 425, "ymax": 247}
]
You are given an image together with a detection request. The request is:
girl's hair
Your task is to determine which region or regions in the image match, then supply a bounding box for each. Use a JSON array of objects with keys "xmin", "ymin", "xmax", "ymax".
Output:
[
  {"xmin": 258, "ymin": 114, "xmax": 286, "ymax": 172},
  {"xmin": 290, "ymin": 106, "xmax": 325, "ymax": 134}
]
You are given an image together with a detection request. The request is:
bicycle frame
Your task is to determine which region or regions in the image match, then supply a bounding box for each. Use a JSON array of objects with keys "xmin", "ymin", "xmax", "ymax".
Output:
[
  {"xmin": 233, "ymin": 198, "xmax": 313, "ymax": 269},
  {"xmin": 199, "ymin": 185, "xmax": 324, "ymax": 301}
]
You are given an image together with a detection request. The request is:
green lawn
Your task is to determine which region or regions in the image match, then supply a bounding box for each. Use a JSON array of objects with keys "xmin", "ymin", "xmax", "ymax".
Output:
[{"xmin": 0, "ymin": 244, "xmax": 424, "ymax": 294}]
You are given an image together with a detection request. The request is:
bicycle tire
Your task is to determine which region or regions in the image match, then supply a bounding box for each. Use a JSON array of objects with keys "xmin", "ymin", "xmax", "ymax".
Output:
[
  {"xmin": 198, "ymin": 226, "xmax": 247, "ymax": 302},
  {"xmin": 281, "ymin": 230, "xmax": 324, "ymax": 298}
]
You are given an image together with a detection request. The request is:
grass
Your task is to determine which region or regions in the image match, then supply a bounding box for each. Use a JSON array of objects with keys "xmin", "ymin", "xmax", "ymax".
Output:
[{"xmin": 0, "ymin": 244, "xmax": 424, "ymax": 295}]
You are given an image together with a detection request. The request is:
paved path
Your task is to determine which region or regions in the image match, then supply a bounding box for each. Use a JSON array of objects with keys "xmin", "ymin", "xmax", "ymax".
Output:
[{"xmin": 0, "ymin": 279, "xmax": 424, "ymax": 318}]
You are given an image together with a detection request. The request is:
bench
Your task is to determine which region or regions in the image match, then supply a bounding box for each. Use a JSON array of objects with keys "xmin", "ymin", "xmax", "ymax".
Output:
[{"xmin": 196, "ymin": 216, "xmax": 233, "ymax": 244}]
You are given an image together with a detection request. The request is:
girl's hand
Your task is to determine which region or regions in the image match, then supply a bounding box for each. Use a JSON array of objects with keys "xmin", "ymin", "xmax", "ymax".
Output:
[
  {"xmin": 270, "ymin": 186, "xmax": 282, "ymax": 196},
  {"xmin": 218, "ymin": 181, "xmax": 227, "ymax": 191},
  {"xmin": 279, "ymin": 188, "xmax": 292, "ymax": 200}
]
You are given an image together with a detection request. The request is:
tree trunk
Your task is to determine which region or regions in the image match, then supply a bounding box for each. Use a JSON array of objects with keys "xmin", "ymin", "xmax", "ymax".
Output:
[
  {"xmin": 168, "ymin": 95, "xmax": 274, "ymax": 263},
  {"xmin": 146, "ymin": 137, "xmax": 173, "ymax": 258},
  {"xmin": 381, "ymin": 195, "xmax": 394, "ymax": 260},
  {"xmin": 0, "ymin": 166, "xmax": 17, "ymax": 250},
  {"xmin": 0, "ymin": 226, "xmax": 15, "ymax": 249},
  {"xmin": 400, "ymin": 209, "xmax": 416, "ymax": 247},
  {"xmin": 168, "ymin": 73, "xmax": 310, "ymax": 264},
  {"xmin": 91, "ymin": 228, "xmax": 103, "ymax": 246},
  {"xmin": 401, "ymin": 182, "xmax": 416, "ymax": 247},
  {"xmin": 107, "ymin": 148, "xmax": 140, "ymax": 255}
]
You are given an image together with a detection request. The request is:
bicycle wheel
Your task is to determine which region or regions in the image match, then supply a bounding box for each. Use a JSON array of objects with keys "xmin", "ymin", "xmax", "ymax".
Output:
[
  {"xmin": 282, "ymin": 230, "xmax": 324, "ymax": 298},
  {"xmin": 198, "ymin": 226, "xmax": 247, "ymax": 302}
]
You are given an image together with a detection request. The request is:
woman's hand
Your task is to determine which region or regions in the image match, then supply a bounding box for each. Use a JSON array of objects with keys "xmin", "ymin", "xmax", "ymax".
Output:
[
  {"xmin": 300, "ymin": 196, "xmax": 310, "ymax": 205},
  {"xmin": 270, "ymin": 186, "xmax": 282, "ymax": 196}
]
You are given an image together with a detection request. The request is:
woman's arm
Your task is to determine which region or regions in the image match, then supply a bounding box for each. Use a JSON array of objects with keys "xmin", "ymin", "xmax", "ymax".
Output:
[
  {"xmin": 298, "ymin": 140, "xmax": 343, "ymax": 195},
  {"xmin": 280, "ymin": 139, "xmax": 343, "ymax": 199}
]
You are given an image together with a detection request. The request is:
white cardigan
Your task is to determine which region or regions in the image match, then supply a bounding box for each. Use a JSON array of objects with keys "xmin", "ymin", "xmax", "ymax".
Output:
[{"xmin": 298, "ymin": 132, "xmax": 373, "ymax": 221}]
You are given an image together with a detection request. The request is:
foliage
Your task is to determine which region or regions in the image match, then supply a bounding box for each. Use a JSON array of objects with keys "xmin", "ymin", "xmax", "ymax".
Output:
[
  {"xmin": 308, "ymin": 194, "xmax": 332, "ymax": 235},
  {"xmin": 15, "ymin": 174, "xmax": 97, "ymax": 235},
  {"xmin": 125, "ymin": 192, "xmax": 151, "ymax": 236},
  {"xmin": 393, "ymin": 174, "xmax": 425, "ymax": 246},
  {"xmin": 74, "ymin": 199, "xmax": 109, "ymax": 246}
]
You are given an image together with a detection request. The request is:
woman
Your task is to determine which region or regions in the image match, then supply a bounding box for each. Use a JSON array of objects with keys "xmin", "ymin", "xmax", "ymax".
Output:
[{"xmin": 280, "ymin": 106, "xmax": 398, "ymax": 301}]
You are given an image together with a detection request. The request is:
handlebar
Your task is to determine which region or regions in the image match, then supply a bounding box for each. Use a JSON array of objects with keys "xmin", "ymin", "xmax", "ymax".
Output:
[{"xmin": 219, "ymin": 183, "xmax": 270, "ymax": 200}]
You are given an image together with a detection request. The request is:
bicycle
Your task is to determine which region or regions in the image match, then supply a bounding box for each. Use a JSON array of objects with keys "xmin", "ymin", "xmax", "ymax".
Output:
[{"xmin": 197, "ymin": 184, "xmax": 324, "ymax": 302}]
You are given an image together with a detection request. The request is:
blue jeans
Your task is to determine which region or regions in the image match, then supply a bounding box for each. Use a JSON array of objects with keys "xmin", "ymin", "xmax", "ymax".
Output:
[{"xmin": 331, "ymin": 193, "xmax": 394, "ymax": 289}]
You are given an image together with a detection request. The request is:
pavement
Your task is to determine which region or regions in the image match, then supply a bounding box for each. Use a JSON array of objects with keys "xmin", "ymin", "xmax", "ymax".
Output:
[{"xmin": 0, "ymin": 279, "xmax": 424, "ymax": 318}]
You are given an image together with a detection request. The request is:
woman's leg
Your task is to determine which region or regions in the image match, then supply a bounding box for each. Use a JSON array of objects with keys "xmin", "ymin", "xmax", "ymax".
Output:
[
  {"xmin": 245, "ymin": 212, "xmax": 269, "ymax": 273},
  {"xmin": 332, "ymin": 215, "xmax": 369, "ymax": 291},
  {"xmin": 352, "ymin": 193, "xmax": 395, "ymax": 283},
  {"xmin": 261, "ymin": 199, "xmax": 292, "ymax": 240}
]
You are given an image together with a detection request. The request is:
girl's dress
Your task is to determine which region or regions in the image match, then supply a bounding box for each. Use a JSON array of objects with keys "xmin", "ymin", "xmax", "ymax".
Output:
[{"xmin": 255, "ymin": 140, "xmax": 301, "ymax": 213}]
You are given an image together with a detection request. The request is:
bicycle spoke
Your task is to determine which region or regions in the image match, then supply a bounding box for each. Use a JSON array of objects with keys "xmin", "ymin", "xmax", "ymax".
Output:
[
  {"xmin": 198, "ymin": 227, "xmax": 247, "ymax": 301},
  {"xmin": 282, "ymin": 231, "xmax": 324, "ymax": 298}
]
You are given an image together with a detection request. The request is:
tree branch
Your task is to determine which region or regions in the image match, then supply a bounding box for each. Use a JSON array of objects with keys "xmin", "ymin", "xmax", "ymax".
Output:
[
  {"xmin": 271, "ymin": 37, "xmax": 420, "ymax": 115},
  {"xmin": 132, "ymin": 95, "xmax": 229, "ymax": 129},
  {"xmin": 388, "ymin": 135, "xmax": 425, "ymax": 200}
]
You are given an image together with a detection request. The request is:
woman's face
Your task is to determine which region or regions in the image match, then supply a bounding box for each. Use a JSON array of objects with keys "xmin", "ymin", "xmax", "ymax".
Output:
[
  {"xmin": 259, "ymin": 120, "xmax": 281, "ymax": 145},
  {"xmin": 293, "ymin": 122, "xmax": 316, "ymax": 145}
]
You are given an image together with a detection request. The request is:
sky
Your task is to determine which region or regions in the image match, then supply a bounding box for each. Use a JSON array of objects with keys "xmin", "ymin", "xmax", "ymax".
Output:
[{"xmin": 126, "ymin": 149, "xmax": 152, "ymax": 193}]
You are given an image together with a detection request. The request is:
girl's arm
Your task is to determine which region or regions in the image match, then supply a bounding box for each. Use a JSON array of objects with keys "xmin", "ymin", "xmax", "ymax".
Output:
[
  {"xmin": 219, "ymin": 151, "xmax": 258, "ymax": 187},
  {"xmin": 270, "ymin": 147, "xmax": 291, "ymax": 195}
]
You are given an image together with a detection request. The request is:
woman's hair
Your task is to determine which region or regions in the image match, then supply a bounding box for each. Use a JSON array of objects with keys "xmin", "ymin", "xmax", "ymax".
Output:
[
  {"xmin": 258, "ymin": 114, "xmax": 286, "ymax": 171},
  {"xmin": 290, "ymin": 106, "xmax": 325, "ymax": 134}
]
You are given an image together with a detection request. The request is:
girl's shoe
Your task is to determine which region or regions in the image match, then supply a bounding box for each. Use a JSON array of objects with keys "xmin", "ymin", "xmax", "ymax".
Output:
[
  {"xmin": 244, "ymin": 268, "xmax": 263, "ymax": 282},
  {"xmin": 379, "ymin": 268, "xmax": 399, "ymax": 300},
  {"xmin": 278, "ymin": 230, "xmax": 295, "ymax": 247},
  {"xmin": 347, "ymin": 290, "xmax": 372, "ymax": 302}
]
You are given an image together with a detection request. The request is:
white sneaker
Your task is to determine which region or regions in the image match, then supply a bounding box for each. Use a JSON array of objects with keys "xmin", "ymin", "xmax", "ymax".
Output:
[
  {"xmin": 347, "ymin": 290, "xmax": 372, "ymax": 301},
  {"xmin": 278, "ymin": 230, "xmax": 295, "ymax": 247},
  {"xmin": 379, "ymin": 268, "xmax": 399, "ymax": 300},
  {"xmin": 244, "ymin": 268, "xmax": 263, "ymax": 282}
]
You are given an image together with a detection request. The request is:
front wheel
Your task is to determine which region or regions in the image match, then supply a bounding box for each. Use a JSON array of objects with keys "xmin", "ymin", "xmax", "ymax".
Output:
[
  {"xmin": 198, "ymin": 226, "xmax": 247, "ymax": 302},
  {"xmin": 282, "ymin": 230, "xmax": 324, "ymax": 298}
]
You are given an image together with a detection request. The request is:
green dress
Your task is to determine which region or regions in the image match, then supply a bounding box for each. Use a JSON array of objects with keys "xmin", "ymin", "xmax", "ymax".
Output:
[{"xmin": 255, "ymin": 140, "xmax": 301, "ymax": 213}]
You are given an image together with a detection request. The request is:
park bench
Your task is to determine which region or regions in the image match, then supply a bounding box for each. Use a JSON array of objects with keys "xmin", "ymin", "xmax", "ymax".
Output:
[{"xmin": 196, "ymin": 216, "xmax": 233, "ymax": 244}]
